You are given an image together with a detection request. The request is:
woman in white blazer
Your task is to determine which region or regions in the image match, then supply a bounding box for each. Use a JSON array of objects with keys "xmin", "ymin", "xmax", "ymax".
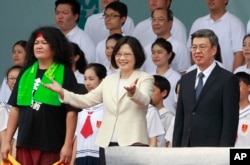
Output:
[{"xmin": 45, "ymin": 36, "xmax": 154, "ymax": 163}]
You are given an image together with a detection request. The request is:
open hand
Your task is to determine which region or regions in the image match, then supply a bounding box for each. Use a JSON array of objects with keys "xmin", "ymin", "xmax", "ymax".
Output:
[
  {"xmin": 43, "ymin": 78, "xmax": 64, "ymax": 98},
  {"xmin": 124, "ymin": 78, "xmax": 138, "ymax": 96}
]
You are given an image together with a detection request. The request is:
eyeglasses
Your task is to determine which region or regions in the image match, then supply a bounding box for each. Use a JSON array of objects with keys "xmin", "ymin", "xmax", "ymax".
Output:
[
  {"xmin": 151, "ymin": 17, "xmax": 167, "ymax": 23},
  {"xmin": 7, "ymin": 77, "xmax": 17, "ymax": 81},
  {"xmin": 115, "ymin": 53, "xmax": 133, "ymax": 58},
  {"xmin": 191, "ymin": 45, "xmax": 210, "ymax": 52},
  {"xmin": 102, "ymin": 14, "xmax": 121, "ymax": 19}
]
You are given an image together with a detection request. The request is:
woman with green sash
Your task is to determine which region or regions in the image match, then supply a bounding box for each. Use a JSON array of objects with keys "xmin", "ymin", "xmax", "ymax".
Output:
[{"xmin": 1, "ymin": 26, "xmax": 82, "ymax": 165}]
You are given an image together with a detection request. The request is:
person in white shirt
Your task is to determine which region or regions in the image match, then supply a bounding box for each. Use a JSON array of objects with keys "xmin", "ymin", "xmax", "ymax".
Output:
[
  {"xmin": 187, "ymin": 0, "xmax": 245, "ymax": 72},
  {"xmin": 143, "ymin": 8, "xmax": 190, "ymax": 74},
  {"xmin": 0, "ymin": 40, "xmax": 27, "ymax": 103},
  {"xmin": 55, "ymin": 0, "xmax": 96, "ymax": 63},
  {"xmin": 71, "ymin": 63, "xmax": 106, "ymax": 165},
  {"xmin": 150, "ymin": 38, "xmax": 180, "ymax": 114},
  {"xmin": 105, "ymin": 34, "xmax": 123, "ymax": 75},
  {"xmin": 70, "ymin": 42, "xmax": 88, "ymax": 84},
  {"xmin": 84, "ymin": 0, "xmax": 134, "ymax": 45},
  {"xmin": 247, "ymin": 19, "xmax": 250, "ymax": 34},
  {"xmin": 234, "ymin": 34, "xmax": 250, "ymax": 74},
  {"xmin": 150, "ymin": 75, "xmax": 175, "ymax": 147},
  {"xmin": 133, "ymin": 0, "xmax": 187, "ymax": 47},
  {"xmin": 146, "ymin": 104, "xmax": 165, "ymax": 147},
  {"xmin": 234, "ymin": 72, "xmax": 250, "ymax": 147},
  {"xmin": 96, "ymin": 1, "xmax": 127, "ymax": 68}
]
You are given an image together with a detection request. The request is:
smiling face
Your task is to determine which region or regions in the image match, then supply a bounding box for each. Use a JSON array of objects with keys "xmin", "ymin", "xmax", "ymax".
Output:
[
  {"xmin": 191, "ymin": 37, "xmax": 217, "ymax": 71},
  {"xmin": 115, "ymin": 44, "xmax": 135, "ymax": 73},
  {"xmin": 151, "ymin": 9, "xmax": 172, "ymax": 38}
]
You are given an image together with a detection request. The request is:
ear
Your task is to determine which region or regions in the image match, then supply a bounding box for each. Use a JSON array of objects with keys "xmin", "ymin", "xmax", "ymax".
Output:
[
  {"xmin": 161, "ymin": 89, "xmax": 168, "ymax": 98},
  {"xmin": 211, "ymin": 45, "xmax": 217, "ymax": 57},
  {"xmin": 73, "ymin": 54, "xmax": 80, "ymax": 63},
  {"xmin": 73, "ymin": 14, "xmax": 79, "ymax": 22},
  {"xmin": 120, "ymin": 16, "xmax": 127, "ymax": 25},
  {"xmin": 247, "ymin": 85, "xmax": 250, "ymax": 93}
]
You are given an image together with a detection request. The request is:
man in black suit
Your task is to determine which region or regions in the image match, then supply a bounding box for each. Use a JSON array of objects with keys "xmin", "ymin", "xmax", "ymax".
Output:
[{"xmin": 173, "ymin": 29, "xmax": 239, "ymax": 147}]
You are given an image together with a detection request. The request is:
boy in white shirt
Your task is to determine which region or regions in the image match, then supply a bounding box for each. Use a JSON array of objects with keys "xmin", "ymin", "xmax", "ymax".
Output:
[
  {"xmin": 151, "ymin": 75, "xmax": 175, "ymax": 147},
  {"xmin": 234, "ymin": 72, "xmax": 250, "ymax": 147}
]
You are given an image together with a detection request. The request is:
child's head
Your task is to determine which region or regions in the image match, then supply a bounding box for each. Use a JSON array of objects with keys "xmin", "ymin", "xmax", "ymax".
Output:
[
  {"xmin": 84, "ymin": 63, "xmax": 107, "ymax": 92},
  {"xmin": 151, "ymin": 38, "xmax": 175, "ymax": 67},
  {"xmin": 105, "ymin": 34, "xmax": 123, "ymax": 61},
  {"xmin": 235, "ymin": 72, "xmax": 250, "ymax": 102},
  {"xmin": 70, "ymin": 42, "xmax": 88, "ymax": 74},
  {"xmin": 12, "ymin": 40, "xmax": 27, "ymax": 66},
  {"xmin": 151, "ymin": 75, "xmax": 170, "ymax": 106},
  {"xmin": 6, "ymin": 65, "xmax": 22, "ymax": 91},
  {"xmin": 243, "ymin": 34, "xmax": 250, "ymax": 61}
]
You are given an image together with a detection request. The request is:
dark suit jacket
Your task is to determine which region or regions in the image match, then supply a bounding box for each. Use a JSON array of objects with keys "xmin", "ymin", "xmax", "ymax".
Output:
[{"xmin": 173, "ymin": 65, "xmax": 239, "ymax": 147}]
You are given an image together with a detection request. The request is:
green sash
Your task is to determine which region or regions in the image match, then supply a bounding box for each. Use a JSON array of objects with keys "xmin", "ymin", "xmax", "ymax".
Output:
[{"xmin": 17, "ymin": 61, "xmax": 64, "ymax": 106}]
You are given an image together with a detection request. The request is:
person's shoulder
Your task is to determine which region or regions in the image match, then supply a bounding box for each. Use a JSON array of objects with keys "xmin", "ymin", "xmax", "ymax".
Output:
[
  {"xmin": 225, "ymin": 11, "xmax": 243, "ymax": 23},
  {"xmin": 192, "ymin": 14, "xmax": 209, "ymax": 24},
  {"xmin": 134, "ymin": 18, "xmax": 150, "ymax": 29},
  {"xmin": 86, "ymin": 12, "xmax": 102, "ymax": 22}
]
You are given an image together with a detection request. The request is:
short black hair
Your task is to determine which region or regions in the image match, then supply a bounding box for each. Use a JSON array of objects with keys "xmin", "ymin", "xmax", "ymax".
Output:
[
  {"xmin": 105, "ymin": 1, "xmax": 128, "ymax": 18},
  {"xmin": 151, "ymin": 38, "xmax": 175, "ymax": 65},
  {"xmin": 153, "ymin": 75, "xmax": 171, "ymax": 99},
  {"xmin": 84, "ymin": 63, "xmax": 107, "ymax": 80},
  {"xmin": 5, "ymin": 65, "xmax": 22, "ymax": 78},
  {"xmin": 235, "ymin": 72, "xmax": 250, "ymax": 85},
  {"xmin": 111, "ymin": 36, "xmax": 145, "ymax": 69},
  {"xmin": 151, "ymin": 8, "xmax": 173, "ymax": 21},
  {"xmin": 106, "ymin": 33, "xmax": 123, "ymax": 43},
  {"xmin": 55, "ymin": 0, "xmax": 80, "ymax": 23}
]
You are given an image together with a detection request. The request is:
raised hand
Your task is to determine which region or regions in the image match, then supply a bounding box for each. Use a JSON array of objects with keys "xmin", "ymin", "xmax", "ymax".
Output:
[
  {"xmin": 124, "ymin": 78, "xmax": 138, "ymax": 96},
  {"xmin": 43, "ymin": 78, "xmax": 64, "ymax": 99}
]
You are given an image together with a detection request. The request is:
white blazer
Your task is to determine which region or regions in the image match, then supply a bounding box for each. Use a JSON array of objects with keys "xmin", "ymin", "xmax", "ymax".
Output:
[{"xmin": 62, "ymin": 69, "xmax": 154, "ymax": 148}]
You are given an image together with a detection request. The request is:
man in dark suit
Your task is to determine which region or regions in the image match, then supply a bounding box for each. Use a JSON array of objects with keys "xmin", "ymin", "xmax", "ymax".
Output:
[{"xmin": 173, "ymin": 29, "xmax": 239, "ymax": 147}]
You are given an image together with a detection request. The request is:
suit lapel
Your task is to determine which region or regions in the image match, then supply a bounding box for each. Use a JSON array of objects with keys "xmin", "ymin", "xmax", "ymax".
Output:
[
  {"xmin": 196, "ymin": 65, "xmax": 220, "ymax": 102},
  {"xmin": 187, "ymin": 70, "xmax": 197, "ymax": 109}
]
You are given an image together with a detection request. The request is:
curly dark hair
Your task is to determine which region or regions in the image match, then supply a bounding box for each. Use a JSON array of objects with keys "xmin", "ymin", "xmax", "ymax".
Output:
[{"xmin": 24, "ymin": 26, "xmax": 72, "ymax": 68}]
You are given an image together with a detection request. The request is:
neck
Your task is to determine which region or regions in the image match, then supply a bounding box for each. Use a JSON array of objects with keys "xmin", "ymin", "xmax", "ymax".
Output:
[
  {"xmin": 155, "ymin": 103, "xmax": 164, "ymax": 110},
  {"xmin": 120, "ymin": 69, "xmax": 134, "ymax": 79},
  {"xmin": 38, "ymin": 60, "xmax": 54, "ymax": 69},
  {"xmin": 239, "ymin": 100, "xmax": 250, "ymax": 110},
  {"xmin": 109, "ymin": 29, "xmax": 122, "ymax": 35},
  {"xmin": 157, "ymin": 33, "xmax": 171, "ymax": 40},
  {"xmin": 60, "ymin": 24, "xmax": 76, "ymax": 35},
  {"xmin": 72, "ymin": 64, "xmax": 77, "ymax": 72},
  {"xmin": 210, "ymin": 9, "xmax": 226, "ymax": 21},
  {"xmin": 156, "ymin": 65, "xmax": 170, "ymax": 75}
]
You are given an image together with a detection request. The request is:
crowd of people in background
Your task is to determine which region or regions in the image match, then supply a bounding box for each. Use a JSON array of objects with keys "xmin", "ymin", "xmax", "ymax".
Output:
[{"xmin": 0, "ymin": 0, "xmax": 250, "ymax": 165}]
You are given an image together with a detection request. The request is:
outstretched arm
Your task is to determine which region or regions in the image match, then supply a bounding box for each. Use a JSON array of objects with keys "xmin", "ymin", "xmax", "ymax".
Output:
[{"xmin": 43, "ymin": 78, "xmax": 64, "ymax": 99}]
